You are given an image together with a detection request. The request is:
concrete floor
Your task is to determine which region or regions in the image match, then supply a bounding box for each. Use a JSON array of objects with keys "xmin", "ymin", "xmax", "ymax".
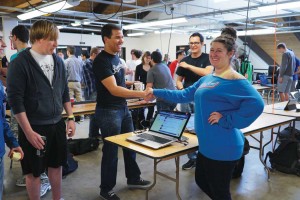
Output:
[{"xmin": 3, "ymin": 109, "xmax": 300, "ymax": 200}]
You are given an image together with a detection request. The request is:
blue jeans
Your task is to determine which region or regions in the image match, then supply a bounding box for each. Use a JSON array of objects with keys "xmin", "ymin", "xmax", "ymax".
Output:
[
  {"xmin": 156, "ymin": 101, "xmax": 177, "ymax": 111},
  {"xmin": 95, "ymin": 106, "xmax": 141, "ymax": 193},
  {"xmin": 180, "ymin": 102, "xmax": 197, "ymax": 160},
  {"xmin": 85, "ymin": 92, "xmax": 100, "ymax": 138},
  {"xmin": 0, "ymin": 156, "xmax": 4, "ymax": 198}
]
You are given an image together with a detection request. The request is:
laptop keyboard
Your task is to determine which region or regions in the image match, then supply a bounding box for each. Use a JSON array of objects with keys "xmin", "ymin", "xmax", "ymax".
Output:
[{"xmin": 137, "ymin": 134, "xmax": 172, "ymax": 144}]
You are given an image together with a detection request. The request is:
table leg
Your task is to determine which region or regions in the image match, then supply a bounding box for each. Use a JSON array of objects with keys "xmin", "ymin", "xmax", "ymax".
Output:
[
  {"xmin": 175, "ymin": 157, "xmax": 182, "ymax": 200},
  {"xmin": 146, "ymin": 159, "xmax": 158, "ymax": 200},
  {"xmin": 259, "ymin": 132, "xmax": 271, "ymax": 180}
]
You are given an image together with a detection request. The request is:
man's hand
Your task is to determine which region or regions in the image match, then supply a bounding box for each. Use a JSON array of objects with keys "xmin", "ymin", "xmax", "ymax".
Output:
[
  {"xmin": 278, "ymin": 77, "xmax": 283, "ymax": 83},
  {"xmin": 208, "ymin": 112, "xmax": 223, "ymax": 125},
  {"xmin": 179, "ymin": 62, "xmax": 190, "ymax": 69},
  {"xmin": 144, "ymin": 87, "xmax": 155, "ymax": 101},
  {"xmin": 8, "ymin": 146, "xmax": 24, "ymax": 160},
  {"xmin": 25, "ymin": 131, "xmax": 46, "ymax": 150},
  {"xmin": 66, "ymin": 120, "xmax": 76, "ymax": 137}
]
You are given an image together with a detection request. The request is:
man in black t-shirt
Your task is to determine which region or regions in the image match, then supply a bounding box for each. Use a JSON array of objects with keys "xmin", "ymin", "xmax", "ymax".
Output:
[
  {"xmin": 176, "ymin": 32, "xmax": 212, "ymax": 170},
  {"xmin": 92, "ymin": 24, "xmax": 151, "ymax": 200}
]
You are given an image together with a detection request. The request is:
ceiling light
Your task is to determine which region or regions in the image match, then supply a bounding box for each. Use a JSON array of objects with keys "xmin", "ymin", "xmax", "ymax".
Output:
[
  {"xmin": 123, "ymin": 0, "xmax": 136, "ymax": 3},
  {"xmin": 17, "ymin": 0, "xmax": 80, "ymax": 20},
  {"xmin": 127, "ymin": 32, "xmax": 145, "ymax": 37},
  {"xmin": 123, "ymin": 18, "xmax": 187, "ymax": 30},
  {"xmin": 57, "ymin": 25, "xmax": 66, "ymax": 29},
  {"xmin": 258, "ymin": 2, "xmax": 300, "ymax": 12},
  {"xmin": 71, "ymin": 20, "xmax": 81, "ymax": 27},
  {"xmin": 237, "ymin": 28, "xmax": 276, "ymax": 36}
]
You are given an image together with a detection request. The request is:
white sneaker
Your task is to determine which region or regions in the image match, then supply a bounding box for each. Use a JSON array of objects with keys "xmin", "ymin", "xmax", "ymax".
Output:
[
  {"xmin": 40, "ymin": 179, "xmax": 51, "ymax": 197},
  {"xmin": 16, "ymin": 176, "xmax": 26, "ymax": 187},
  {"xmin": 40, "ymin": 172, "xmax": 48, "ymax": 180}
]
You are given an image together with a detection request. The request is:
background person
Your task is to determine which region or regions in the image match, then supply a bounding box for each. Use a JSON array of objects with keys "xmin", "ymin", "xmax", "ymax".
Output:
[
  {"xmin": 277, "ymin": 43, "xmax": 296, "ymax": 101},
  {"xmin": 176, "ymin": 32, "xmax": 212, "ymax": 170}
]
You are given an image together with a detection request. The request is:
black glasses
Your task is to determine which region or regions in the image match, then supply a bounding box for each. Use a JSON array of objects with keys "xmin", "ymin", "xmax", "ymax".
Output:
[{"xmin": 189, "ymin": 42, "xmax": 201, "ymax": 45}]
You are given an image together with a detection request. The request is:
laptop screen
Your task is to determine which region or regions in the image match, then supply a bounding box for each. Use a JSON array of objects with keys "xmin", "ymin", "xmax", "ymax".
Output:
[{"xmin": 149, "ymin": 111, "xmax": 191, "ymax": 138}]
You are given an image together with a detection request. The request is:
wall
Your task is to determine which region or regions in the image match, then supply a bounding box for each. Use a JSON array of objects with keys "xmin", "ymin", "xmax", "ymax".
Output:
[{"xmin": 59, "ymin": 32, "xmax": 142, "ymax": 61}]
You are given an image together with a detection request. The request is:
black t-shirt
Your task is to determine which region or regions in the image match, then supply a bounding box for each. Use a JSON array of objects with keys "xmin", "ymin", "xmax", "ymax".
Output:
[
  {"xmin": 92, "ymin": 50, "xmax": 126, "ymax": 108},
  {"xmin": 176, "ymin": 53, "xmax": 211, "ymax": 88},
  {"xmin": 135, "ymin": 63, "xmax": 148, "ymax": 86}
]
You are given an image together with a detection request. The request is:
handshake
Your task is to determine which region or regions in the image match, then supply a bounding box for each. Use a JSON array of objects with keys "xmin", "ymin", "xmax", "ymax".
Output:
[{"xmin": 142, "ymin": 87, "xmax": 156, "ymax": 102}]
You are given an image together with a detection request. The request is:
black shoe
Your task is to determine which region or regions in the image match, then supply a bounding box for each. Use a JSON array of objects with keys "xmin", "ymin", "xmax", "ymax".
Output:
[
  {"xmin": 100, "ymin": 190, "xmax": 120, "ymax": 200},
  {"xmin": 182, "ymin": 159, "xmax": 196, "ymax": 170},
  {"xmin": 127, "ymin": 178, "xmax": 152, "ymax": 189}
]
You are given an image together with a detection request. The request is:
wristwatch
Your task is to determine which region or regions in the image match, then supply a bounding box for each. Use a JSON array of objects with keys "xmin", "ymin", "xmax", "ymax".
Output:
[{"xmin": 67, "ymin": 115, "xmax": 75, "ymax": 121}]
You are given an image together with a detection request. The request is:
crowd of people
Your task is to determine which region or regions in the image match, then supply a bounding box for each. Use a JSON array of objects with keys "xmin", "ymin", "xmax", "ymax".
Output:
[{"xmin": 0, "ymin": 19, "xmax": 298, "ymax": 200}]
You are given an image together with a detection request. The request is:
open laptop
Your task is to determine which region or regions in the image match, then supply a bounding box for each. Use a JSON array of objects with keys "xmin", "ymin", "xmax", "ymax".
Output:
[
  {"xmin": 274, "ymin": 99, "xmax": 298, "ymax": 110},
  {"xmin": 127, "ymin": 110, "xmax": 191, "ymax": 149}
]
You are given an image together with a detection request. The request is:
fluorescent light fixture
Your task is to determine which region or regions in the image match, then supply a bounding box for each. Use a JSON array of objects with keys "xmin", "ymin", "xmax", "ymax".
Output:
[
  {"xmin": 17, "ymin": 0, "xmax": 80, "ymax": 20},
  {"xmin": 71, "ymin": 20, "xmax": 81, "ymax": 27},
  {"xmin": 123, "ymin": 18, "xmax": 187, "ymax": 30},
  {"xmin": 154, "ymin": 29, "xmax": 188, "ymax": 34},
  {"xmin": 258, "ymin": 1, "xmax": 300, "ymax": 12},
  {"xmin": 57, "ymin": 25, "xmax": 66, "ymax": 29},
  {"xmin": 127, "ymin": 32, "xmax": 145, "ymax": 37},
  {"xmin": 237, "ymin": 28, "xmax": 275, "ymax": 36}
]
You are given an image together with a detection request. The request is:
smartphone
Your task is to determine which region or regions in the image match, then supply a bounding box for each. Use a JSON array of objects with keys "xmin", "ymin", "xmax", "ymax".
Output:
[{"xmin": 36, "ymin": 136, "xmax": 47, "ymax": 157}]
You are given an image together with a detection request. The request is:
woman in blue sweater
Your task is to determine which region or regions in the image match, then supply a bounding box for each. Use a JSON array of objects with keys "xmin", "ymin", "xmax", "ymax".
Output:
[{"xmin": 146, "ymin": 35, "xmax": 264, "ymax": 200}]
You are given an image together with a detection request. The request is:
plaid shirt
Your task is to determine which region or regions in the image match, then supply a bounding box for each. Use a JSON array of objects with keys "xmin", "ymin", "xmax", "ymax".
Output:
[{"xmin": 82, "ymin": 58, "xmax": 96, "ymax": 98}]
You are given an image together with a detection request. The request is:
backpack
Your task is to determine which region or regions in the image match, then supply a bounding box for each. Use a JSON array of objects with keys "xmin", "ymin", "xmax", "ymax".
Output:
[
  {"xmin": 266, "ymin": 139, "xmax": 300, "ymax": 176},
  {"xmin": 62, "ymin": 152, "xmax": 78, "ymax": 177},
  {"xmin": 67, "ymin": 137, "xmax": 100, "ymax": 155},
  {"xmin": 232, "ymin": 138, "xmax": 250, "ymax": 179}
]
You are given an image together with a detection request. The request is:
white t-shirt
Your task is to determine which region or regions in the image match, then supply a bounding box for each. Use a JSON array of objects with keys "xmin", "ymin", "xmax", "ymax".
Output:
[
  {"xmin": 125, "ymin": 59, "xmax": 141, "ymax": 81},
  {"xmin": 30, "ymin": 49, "xmax": 54, "ymax": 84}
]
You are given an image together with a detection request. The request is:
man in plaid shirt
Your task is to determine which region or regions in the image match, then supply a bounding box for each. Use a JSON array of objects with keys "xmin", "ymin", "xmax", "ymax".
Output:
[{"xmin": 82, "ymin": 47, "xmax": 101, "ymax": 138}]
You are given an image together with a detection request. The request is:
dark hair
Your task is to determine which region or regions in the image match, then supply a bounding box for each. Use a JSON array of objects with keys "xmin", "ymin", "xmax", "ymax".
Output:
[
  {"xmin": 176, "ymin": 50, "xmax": 185, "ymax": 59},
  {"xmin": 67, "ymin": 46, "xmax": 76, "ymax": 55},
  {"xmin": 12, "ymin": 25, "xmax": 29, "ymax": 43},
  {"xmin": 277, "ymin": 43, "xmax": 286, "ymax": 49},
  {"xmin": 189, "ymin": 32, "xmax": 204, "ymax": 42},
  {"xmin": 81, "ymin": 50, "xmax": 90, "ymax": 58},
  {"xmin": 141, "ymin": 51, "xmax": 151, "ymax": 65},
  {"xmin": 133, "ymin": 49, "xmax": 142, "ymax": 59},
  {"xmin": 151, "ymin": 51, "xmax": 162, "ymax": 63},
  {"xmin": 101, "ymin": 23, "xmax": 122, "ymax": 44},
  {"xmin": 221, "ymin": 27, "xmax": 237, "ymax": 40},
  {"xmin": 211, "ymin": 35, "xmax": 237, "ymax": 52}
]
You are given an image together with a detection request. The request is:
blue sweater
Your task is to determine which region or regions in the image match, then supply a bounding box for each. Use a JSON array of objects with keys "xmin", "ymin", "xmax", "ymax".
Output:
[
  {"xmin": 154, "ymin": 74, "xmax": 264, "ymax": 161},
  {"xmin": 0, "ymin": 82, "xmax": 19, "ymax": 158}
]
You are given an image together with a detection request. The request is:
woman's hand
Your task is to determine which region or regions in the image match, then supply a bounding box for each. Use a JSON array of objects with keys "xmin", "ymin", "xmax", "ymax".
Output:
[{"xmin": 208, "ymin": 112, "xmax": 223, "ymax": 125}]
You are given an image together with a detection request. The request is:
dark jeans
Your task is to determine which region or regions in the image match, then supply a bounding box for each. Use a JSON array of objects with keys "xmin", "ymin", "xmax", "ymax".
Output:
[
  {"xmin": 95, "ymin": 106, "xmax": 141, "ymax": 193},
  {"xmin": 156, "ymin": 101, "xmax": 177, "ymax": 111},
  {"xmin": 85, "ymin": 92, "xmax": 100, "ymax": 138},
  {"xmin": 195, "ymin": 153, "xmax": 237, "ymax": 200}
]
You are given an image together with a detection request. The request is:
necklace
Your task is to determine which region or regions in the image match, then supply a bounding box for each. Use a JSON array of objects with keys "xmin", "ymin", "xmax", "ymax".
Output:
[{"xmin": 214, "ymin": 68, "xmax": 232, "ymax": 78}]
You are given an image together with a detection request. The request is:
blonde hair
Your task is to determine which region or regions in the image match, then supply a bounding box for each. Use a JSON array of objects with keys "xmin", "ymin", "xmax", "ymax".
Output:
[{"xmin": 30, "ymin": 20, "xmax": 59, "ymax": 44}]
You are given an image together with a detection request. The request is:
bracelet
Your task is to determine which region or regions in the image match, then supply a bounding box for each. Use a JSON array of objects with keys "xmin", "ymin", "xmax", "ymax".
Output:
[{"xmin": 67, "ymin": 115, "xmax": 75, "ymax": 121}]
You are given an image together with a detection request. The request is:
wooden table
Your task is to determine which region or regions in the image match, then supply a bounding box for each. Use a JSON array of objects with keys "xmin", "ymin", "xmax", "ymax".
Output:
[
  {"xmin": 263, "ymin": 101, "xmax": 300, "ymax": 120},
  {"xmin": 62, "ymin": 100, "xmax": 155, "ymax": 117},
  {"xmin": 241, "ymin": 113, "xmax": 295, "ymax": 179},
  {"xmin": 105, "ymin": 133, "xmax": 198, "ymax": 200},
  {"xmin": 253, "ymin": 84, "xmax": 277, "ymax": 104},
  {"xmin": 252, "ymin": 84, "xmax": 272, "ymax": 92},
  {"xmin": 6, "ymin": 100, "xmax": 156, "ymax": 118}
]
